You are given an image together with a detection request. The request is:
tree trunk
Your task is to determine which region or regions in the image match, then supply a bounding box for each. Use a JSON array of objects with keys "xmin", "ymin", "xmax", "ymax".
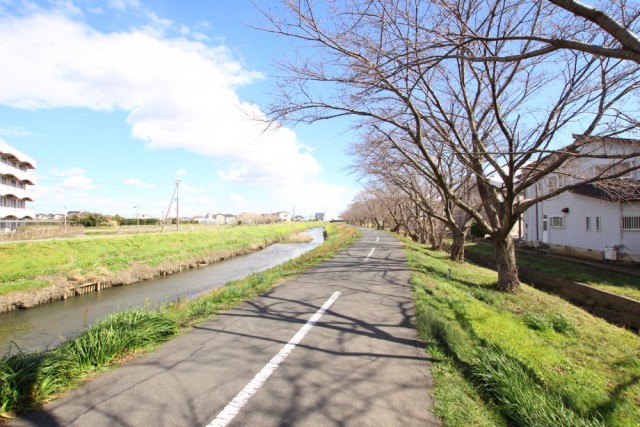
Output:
[
  {"xmin": 427, "ymin": 218, "xmax": 440, "ymax": 249},
  {"xmin": 450, "ymin": 228, "xmax": 466, "ymax": 262},
  {"xmin": 494, "ymin": 234, "xmax": 520, "ymax": 291}
]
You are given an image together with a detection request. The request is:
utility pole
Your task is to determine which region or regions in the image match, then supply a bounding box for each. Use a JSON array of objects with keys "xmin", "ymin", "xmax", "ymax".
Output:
[
  {"xmin": 176, "ymin": 180, "xmax": 180, "ymax": 232},
  {"xmin": 133, "ymin": 205, "xmax": 140, "ymax": 231},
  {"xmin": 160, "ymin": 180, "xmax": 180, "ymax": 233}
]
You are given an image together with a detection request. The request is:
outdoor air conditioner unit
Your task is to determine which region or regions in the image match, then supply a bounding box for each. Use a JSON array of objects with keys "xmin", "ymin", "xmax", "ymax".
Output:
[{"xmin": 604, "ymin": 246, "xmax": 618, "ymax": 260}]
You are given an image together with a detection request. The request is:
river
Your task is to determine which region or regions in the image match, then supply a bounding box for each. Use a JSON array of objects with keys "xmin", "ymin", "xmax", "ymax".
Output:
[{"xmin": 0, "ymin": 227, "xmax": 325, "ymax": 353}]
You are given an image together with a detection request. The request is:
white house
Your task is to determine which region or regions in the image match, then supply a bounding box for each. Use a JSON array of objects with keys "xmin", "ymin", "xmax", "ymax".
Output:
[
  {"xmin": 199, "ymin": 213, "xmax": 238, "ymax": 225},
  {"xmin": 0, "ymin": 142, "xmax": 36, "ymax": 231},
  {"xmin": 274, "ymin": 211, "xmax": 291, "ymax": 222},
  {"xmin": 521, "ymin": 136, "xmax": 640, "ymax": 261}
]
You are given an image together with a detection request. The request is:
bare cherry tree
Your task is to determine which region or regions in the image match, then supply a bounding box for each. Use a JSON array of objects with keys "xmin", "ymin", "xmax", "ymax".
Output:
[
  {"xmin": 435, "ymin": 0, "xmax": 640, "ymax": 64},
  {"xmin": 350, "ymin": 136, "xmax": 476, "ymax": 261},
  {"xmin": 259, "ymin": 0, "xmax": 640, "ymax": 290}
]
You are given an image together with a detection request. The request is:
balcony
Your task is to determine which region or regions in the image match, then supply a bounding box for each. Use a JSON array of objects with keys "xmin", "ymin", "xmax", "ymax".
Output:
[
  {"xmin": 0, "ymin": 163, "xmax": 37, "ymax": 185},
  {"xmin": 0, "ymin": 141, "xmax": 37, "ymax": 169},
  {"xmin": 0, "ymin": 206, "xmax": 35, "ymax": 219},
  {"xmin": 0, "ymin": 185, "xmax": 34, "ymax": 201}
]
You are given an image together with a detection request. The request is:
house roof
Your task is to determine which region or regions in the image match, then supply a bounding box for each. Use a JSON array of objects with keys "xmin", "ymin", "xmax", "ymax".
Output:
[
  {"xmin": 572, "ymin": 134, "xmax": 640, "ymax": 145},
  {"xmin": 521, "ymin": 134, "xmax": 640, "ymax": 171},
  {"xmin": 570, "ymin": 180, "xmax": 640, "ymax": 202}
]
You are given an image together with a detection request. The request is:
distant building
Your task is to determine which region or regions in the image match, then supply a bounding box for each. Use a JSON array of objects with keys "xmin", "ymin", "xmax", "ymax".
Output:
[
  {"xmin": 274, "ymin": 211, "xmax": 291, "ymax": 222},
  {"xmin": 224, "ymin": 214, "xmax": 238, "ymax": 225},
  {"xmin": 198, "ymin": 213, "xmax": 238, "ymax": 225},
  {"xmin": 315, "ymin": 212, "xmax": 325, "ymax": 221},
  {"xmin": 0, "ymin": 142, "xmax": 36, "ymax": 231}
]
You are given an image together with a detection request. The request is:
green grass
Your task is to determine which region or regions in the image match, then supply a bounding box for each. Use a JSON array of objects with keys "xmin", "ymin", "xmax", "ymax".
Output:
[
  {"xmin": 0, "ymin": 224, "xmax": 359, "ymax": 418},
  {"xmin": 406, "ymin": 238, "xmax": 640, "ymax": 427},
  {"xmin": 466, "ymin": 242, "xmax": 640, "ymax": 301},
  {"xmin": 0, "ymin": 223, "xmax": 322, "ymax": 296}
]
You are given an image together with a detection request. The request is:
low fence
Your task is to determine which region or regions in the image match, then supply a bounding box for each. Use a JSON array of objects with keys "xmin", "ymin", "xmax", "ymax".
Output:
[
  {"xmin": 0, "ymin": 222, "xmax": 85, "ymax": 241},
  {"xmin": 465, "ymin": 251, "xmax": 640, "ymax": 331}
]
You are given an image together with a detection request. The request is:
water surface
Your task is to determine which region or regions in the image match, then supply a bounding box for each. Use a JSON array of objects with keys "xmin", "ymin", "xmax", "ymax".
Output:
[{"xmin": 0, "ymin": 228, "xmax": 324, "ymax": 353}]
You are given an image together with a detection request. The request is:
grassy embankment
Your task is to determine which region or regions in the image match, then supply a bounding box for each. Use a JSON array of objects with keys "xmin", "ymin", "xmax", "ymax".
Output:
[
  {"xmin": 0, "ymin": 222, "xmax": 321, "ymax": 297},
  {"xmin": 0, "ymin": 223, "xmax": 359, "ymax": 418},
  {"xmin": 466, "ymin": 241, "xmax": 640, "ymax": 302},
  {"xmin": 405, "ymin": 238, "xmax": 640, "ymax": 426}
]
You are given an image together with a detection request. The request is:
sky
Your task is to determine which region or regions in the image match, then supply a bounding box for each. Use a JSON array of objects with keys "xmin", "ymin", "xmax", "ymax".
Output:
[{"xmin": 0, "ymin": 0, "xmax": 360, "ymax": 219}]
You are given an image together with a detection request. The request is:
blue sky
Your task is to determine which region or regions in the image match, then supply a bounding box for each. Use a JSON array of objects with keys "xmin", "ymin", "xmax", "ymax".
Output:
[{"xmin": 0, "ymin": 0, "xmax": 359, "ymax": 219}]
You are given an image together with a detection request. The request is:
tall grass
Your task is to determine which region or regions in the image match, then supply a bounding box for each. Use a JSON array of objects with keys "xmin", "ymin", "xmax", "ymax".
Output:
[
  {"xmin": 0, "ymin": 224, "xmax": 358, "ymax": 418},
  {"xmin": 0, "ymin": 310, "xmax": 176, "ymax": 415},
  {"xmin": 406, "ymin": 238, "xmax": 640, "ymax": 427}
]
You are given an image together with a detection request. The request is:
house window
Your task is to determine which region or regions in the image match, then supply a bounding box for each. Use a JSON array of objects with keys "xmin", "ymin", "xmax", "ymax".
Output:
[
  {"xmin": 550, "ymin": 216, "xmax": 565, "ymax": 228},
  {"xmin": 585, "ymin": 216, "xmax": 591, "ymax": 231},
  {"xmin": 622, "ymin": 216, "xmax": 640, "ymax": 230},
  {"xmin": 594, "ymin": 161, "xmax": 633, "ymax": 179},
  {"xmin": 595, "ymin": 216, "xmax": 601, "ymax": 231}
]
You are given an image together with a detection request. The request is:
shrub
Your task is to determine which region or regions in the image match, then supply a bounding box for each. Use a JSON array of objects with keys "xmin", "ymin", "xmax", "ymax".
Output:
[
  {"xmin": 470, "ymin": 222, "xmax": 489, "ymax": 239},
  {"xmin": 550, "ymin": 313, "xmax": 577, "ymax": 335},
  {"xmin": 523, "ymin": 312, "xmax": 551, "ymax": 332}
]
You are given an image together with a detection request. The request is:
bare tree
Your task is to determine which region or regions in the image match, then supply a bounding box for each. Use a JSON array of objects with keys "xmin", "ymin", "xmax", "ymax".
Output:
[
  {"xmin": 341, "ymin": 188, "xmax": 389, "ymax": 229},
  {"xmin": 350, "ymin": 136, "xmax": 476, "ymax": 261},
  {"xmin": 443, "ymin": 0, "xmax": 640, "ymax": 64},
  {"xmin": 259, "ymin": 0, "xmax": 640, "ymax": 290}
]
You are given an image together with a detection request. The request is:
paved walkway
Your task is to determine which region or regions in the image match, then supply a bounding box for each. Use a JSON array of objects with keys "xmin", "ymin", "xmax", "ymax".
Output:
[{"xmin": 12, "ymin": 228, "xmax": 438, "ymax": 426}]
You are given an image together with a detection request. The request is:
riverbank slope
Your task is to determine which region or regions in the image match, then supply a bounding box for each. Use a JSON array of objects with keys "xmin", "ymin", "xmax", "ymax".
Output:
[{"xmin": 0, "ymin": 223, "xmax": 320, "ymax": 313}]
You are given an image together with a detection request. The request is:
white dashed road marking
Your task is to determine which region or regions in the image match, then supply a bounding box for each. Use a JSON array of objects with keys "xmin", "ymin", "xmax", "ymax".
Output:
[
  {"xmin": 207, "ymin": 291, "xmax": 342, "ymax": 427},
  {"xmin": 364, "ymin": 247, "xmax": 375, "ymax": 261}
]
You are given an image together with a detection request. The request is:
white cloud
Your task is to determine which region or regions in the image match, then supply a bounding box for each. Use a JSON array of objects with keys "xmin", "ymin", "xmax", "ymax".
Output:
[
  {"xmin": 107, "ymin": 0, "xmax": 140, "ymax": 11},
  {"xmin": 175, "ymin": 168, "xmax": 188, "ymax": 177},
  {"xmin": 50, "ymin": 167, "xmax": 86, "ymax": 177},
  {"xmin": 179, "ymin": 182, "xmax": 199, "ymax": 193},
  {"xmin": 227, "ymin": 192, "xmax": 247, "ymax": 206},
  {"xmin": 123, "ymin": 177, "xmax": 157, "ymax": 188},
  {"xmin": 0, "ymin": 7, "xmax": 354, "ymax": 215},
  {"xmin": 0, "ymin": 11, "xmax": 323, "ymax": 187},
  {"xmin": 61, "ymin": 174, "xmax": 94, "ymax": 189},
  {"xmin": 48, "ymin": 166, "xmax": 94, "ymax": 189},
  {"xmin": 0, "ymin": 126, "xmax": 33, "ymax": 137}
]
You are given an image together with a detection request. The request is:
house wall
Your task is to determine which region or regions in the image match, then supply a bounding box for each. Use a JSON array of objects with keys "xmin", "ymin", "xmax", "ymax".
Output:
[
  {"xmin": 521, "ymin": 141, "xmax": 640, "ymax": 260},
  {"xmin": 524, "ymin": 193, "xmax": 640, "ymax": 258},
  {"xmin": 621, "ymin": 202, "xmax": 640, "ymax": 259}
]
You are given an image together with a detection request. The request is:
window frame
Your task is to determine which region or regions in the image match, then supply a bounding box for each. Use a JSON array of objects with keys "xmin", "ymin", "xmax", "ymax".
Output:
[
  {"xmin": 550, "ymin": 216, "xmax": 565, "ymax": 228},
  {"xmin": 622, "ymin": 216, "xmax": 640, "ymax": 231}
]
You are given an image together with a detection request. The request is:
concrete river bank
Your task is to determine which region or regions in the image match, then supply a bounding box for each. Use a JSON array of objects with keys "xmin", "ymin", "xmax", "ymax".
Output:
[{"xmin": 0, "ymin": 227, "xmax": 324, "ymax": 353}]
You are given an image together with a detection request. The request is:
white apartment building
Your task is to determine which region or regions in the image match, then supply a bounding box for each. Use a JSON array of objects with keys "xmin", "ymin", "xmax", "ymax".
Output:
[{"xmin": 0, "ymin": 142, "xmax": 36, "ymax": 231}]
